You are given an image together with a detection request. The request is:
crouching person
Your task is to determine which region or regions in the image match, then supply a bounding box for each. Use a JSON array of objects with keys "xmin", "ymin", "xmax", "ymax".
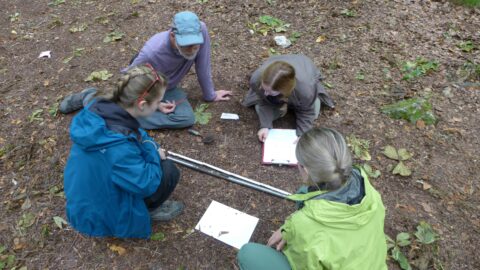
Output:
[
  {"xmin": 237, "ymin": 128, "xmax": 387, "ymax": 269},
  {"xmin": 64, "ymin": 64, "xmax": 183, "ymax": 238}
]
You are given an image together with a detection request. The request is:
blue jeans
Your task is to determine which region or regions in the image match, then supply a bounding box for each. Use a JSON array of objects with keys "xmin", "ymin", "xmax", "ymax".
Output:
[{"xmin": 136, "ymin": 87, "xmax": 195, "ymax": 130}]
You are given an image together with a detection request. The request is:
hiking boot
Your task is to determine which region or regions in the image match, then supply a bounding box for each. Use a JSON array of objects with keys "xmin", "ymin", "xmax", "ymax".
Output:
[
  {"xmin": 149, "ymin": 200, "xmax": 184, "ymax": 221},
  {"xmin": 59, "ymin": 87, "xmax": 97, "ymax": 114}
]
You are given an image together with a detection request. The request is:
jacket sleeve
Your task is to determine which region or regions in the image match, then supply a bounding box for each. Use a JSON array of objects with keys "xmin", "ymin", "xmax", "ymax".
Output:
[
  {"xmin": 111, "ymin": 141, "xmax": 162, "ymax": 197},
  {"xmin": 294, "ymin": 105, "xmax": 316, "ymax": 136},
  {"xmin": 195, "ymin": 22, "xmax": 216, "ymax": 101}
]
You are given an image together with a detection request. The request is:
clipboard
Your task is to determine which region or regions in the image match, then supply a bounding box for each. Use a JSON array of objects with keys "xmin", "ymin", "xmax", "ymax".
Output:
[{"xmin": 262, "ymin": 129, "xmax": 298, "ymax": 166}]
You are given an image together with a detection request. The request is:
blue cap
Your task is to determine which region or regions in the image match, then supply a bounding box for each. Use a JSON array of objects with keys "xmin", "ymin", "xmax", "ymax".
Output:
[{"xmin": 172, "ymin": 11, "xmax": 204, "ymax": 46}]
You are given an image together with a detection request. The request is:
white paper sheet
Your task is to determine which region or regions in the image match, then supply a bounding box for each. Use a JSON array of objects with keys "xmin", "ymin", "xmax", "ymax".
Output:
[
  {"xmin": 220, "ymin": 113, "xmax": 240, "ymax": 120},
  {"xmin": 262, "ymin": 129, "xmax": 298, "ymax": 165},
  {"xmin": 195, "ymin": 200, "xmax": 259, "ymax": 249}
]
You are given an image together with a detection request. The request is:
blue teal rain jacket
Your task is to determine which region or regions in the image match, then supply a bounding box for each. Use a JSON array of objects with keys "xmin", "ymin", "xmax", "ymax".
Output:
[{"xmin": 64, "ymin": 99, "xmax": 162, "ymax": 238}]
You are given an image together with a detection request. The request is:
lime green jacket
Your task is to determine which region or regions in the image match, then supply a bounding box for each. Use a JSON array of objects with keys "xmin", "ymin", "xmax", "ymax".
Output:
[{"xmin": 281, "ymin": 169, "xmax": 387, "ymax": 270}]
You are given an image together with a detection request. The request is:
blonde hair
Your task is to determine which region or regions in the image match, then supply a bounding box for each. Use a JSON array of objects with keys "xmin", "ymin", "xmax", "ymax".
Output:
[
  {"xmin": 295, "ymin": 128, "xmax": 352, "ymax": 191},
  {"xmin": 261, "ymin": 61, "xmax": 296, "ymax": 97},
  {"xmin": 96, "ymin": 64, "xmax": 167, "ymax": 108}
]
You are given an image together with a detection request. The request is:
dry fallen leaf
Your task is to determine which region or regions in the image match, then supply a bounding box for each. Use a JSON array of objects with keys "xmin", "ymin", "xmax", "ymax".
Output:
[
  {"xmin": 109, "ymin": 244, "xmax": 126, "ymax": 255},
  {"xmin": 420, "ymin": 202, "xmax": 433, "ymax": 213},
  {"xmin": 416, "ymin": 119, "xmax": 425, "ymax": 129},
  {"xmin": 316, "ymin": 35, "xmax": 326, "ymax": 43},
  {"xmin": 422, "ymin": 182, "xmax": 432, "ymax": 190}
]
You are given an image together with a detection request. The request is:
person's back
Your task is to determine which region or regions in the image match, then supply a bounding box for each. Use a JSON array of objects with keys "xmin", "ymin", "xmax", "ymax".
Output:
[
  {"xmin": 237, "ymin": 128, "xmax": 387, "ymax": 270},
  {"xmin": 282, "ymin": 168, "xmax": 387, "ymax": 269}
]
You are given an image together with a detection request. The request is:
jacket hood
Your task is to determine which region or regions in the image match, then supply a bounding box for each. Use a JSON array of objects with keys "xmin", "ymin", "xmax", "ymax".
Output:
[
  {"xmin": 288, "ymin": 169, "xmax": 379, "ymax": 230},
  {"xmin": 69, "ymin": 101, "xmax": 134, "ymax": 151}
]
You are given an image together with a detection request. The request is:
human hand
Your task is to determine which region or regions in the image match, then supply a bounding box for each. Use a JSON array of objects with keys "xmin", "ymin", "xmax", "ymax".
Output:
[
  {"xmin": 267, "ymin": 229, "xmax": 286, "ymax": 251},
  {"xmin": 257, "ymin": 128, "xmax": 269, "ymax": 142},
  {"xmin": 158, "ymin": 101, "xmax": 176, "ymax": 114},
  {"xmin": 158, "ymin": 148, "xmax": 166, "ymax": 160},
  {"xmin": 279, "ymin": 103, "xmax": 288, "ymax": 117},
  {"xmin": 214, "ymin": 90, "xmax": 233, "ymax": 101}
]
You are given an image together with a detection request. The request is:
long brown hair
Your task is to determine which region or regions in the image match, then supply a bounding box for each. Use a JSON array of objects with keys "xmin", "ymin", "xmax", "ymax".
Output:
[
  {"xmin": 261, "ymin": 61, "xmax": 296, "ymax": 97},
  {"xmin": 96, "ymin": 64, "xmax": 167, "ymax": 108}
]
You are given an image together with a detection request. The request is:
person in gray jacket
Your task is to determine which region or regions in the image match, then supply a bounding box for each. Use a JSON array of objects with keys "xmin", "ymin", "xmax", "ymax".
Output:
[{"xmin": 242, "ymin": 54, "xmax": 334, "ymax": 142}]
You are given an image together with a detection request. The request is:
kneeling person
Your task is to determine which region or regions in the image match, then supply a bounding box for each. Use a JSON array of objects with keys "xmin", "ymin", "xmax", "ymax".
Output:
[{"xmin": 64, "ymin": 64, "xmax": 183, "ymax": 238}]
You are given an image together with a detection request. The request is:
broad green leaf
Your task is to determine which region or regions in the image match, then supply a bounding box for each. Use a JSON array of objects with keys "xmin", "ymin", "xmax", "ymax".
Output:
[
  {"xmin": 414, "ymin": 221, "xmax": 438, "ymax": 244},
  {"xmin": 392, "ymin": 247, "xmax": 412, "ymax": 270},
  {"xmin": 397, "ymin": 148, "xmax": 412, "ymax": 161},
  {"xmin": 85, "ymin": 70, "xmax": 113, "ymax": 82},
  {"xmin": 18, "ymin": 212, "xmax": 35, "ymax": 228},
  {"xmin": 69, "ymin": 23, "xmax": 88, "ymax": 33},
  {"xmin": 194, "ymin": 104, "xmax": 212, "ymax": 125},
  {"xmin": 362, "ymin": 164, "xmax": 381, "ymax": 179},
  {"xmin": 150, "ymin": 232, "xmax": 165, "ymax": 241},
  {"xmin": 393, "ymin": 161, "xmax": 411, "ymax": 176},
  {"xmin": 6, "ymin": 255, "xmax": 15, "ymax": 267},
  {"xmin": 103, "ymin": 31, "xmax": 125, "ymax": 43},
  {"xmin": 401, "ymin": 58, "xmax": 439, "ymax": 81},
  {"xmin": 385, "ymin": 234, "xmax": 395, "ymax": 250},
  {"xmin": 396, "ymin": 232, "xmax": 411, "ymax": 247},
  {"xmin": 0, "ymin": 245, "xmax": 6, "ymax": 254},
  {"xmin": 53, "ymin": 216, "xmax": 68, "ymax": 229},
  {"xmin": 381, "ymin": 97, "xmax": 436, "ymax": 125},
  {"xmin": 347, "ymin": 135, "xmax": 371, "ymax": 161},
  {"xmin": 383, "ymin": 145, "xmax": 399, "ymax": 160},
  {"xmin": 355, "ymin": 72, "xmax": 365, "ymax": 81},
  {"xmin": 458, "ymin": 40, "xmax": 475, "ymax": 52}
]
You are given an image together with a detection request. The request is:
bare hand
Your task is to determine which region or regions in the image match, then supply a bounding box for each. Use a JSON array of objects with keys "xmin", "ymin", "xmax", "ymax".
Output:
[
  {"xmin": 158, "ymin": 148, "xmax": 167, "ymax": 160},
  {"xmin": 214, "ymin": 90, "xmax": 233, "ymax": 101},
  {"xmin": 257, "ymin": 128, "xmax": 269, "ymax": 142},
  {"xmin": 158, "ymin": 101, "xmax": 176, "ymax": 114},
  {"xmin": 267, "ymin": 229, "xmax": 286, "ymax": 251}
]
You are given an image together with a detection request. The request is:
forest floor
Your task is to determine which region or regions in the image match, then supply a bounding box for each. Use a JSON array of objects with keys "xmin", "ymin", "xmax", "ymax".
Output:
[{"xmin": 1, "ymin": 0, "xmax": 479, "ymax": 269}]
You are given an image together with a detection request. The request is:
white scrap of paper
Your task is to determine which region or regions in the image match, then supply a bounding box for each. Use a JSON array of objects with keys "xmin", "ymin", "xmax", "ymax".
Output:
[
  {"xmin": 195, "ymin": 200, "xmax": 259, "ymax": 249},
  {"xmin": 38, "ymin": 51, "xmax": 51, "ymax": 58},
  {"xmin": 220, "ymin": 113, "xmax": 240, "ymax": 120}
]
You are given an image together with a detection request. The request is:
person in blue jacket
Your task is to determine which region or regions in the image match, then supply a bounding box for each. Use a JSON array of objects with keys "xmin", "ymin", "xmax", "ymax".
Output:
[{"xmin": 64, "ymin": 64, "xmax": 183, "ymax": 239}]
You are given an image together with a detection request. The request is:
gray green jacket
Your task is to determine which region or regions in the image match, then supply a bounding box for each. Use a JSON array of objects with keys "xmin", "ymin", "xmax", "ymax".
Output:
[{"xmin": 242, "ymin": 54, "xmax": 334, "ymax": 136}]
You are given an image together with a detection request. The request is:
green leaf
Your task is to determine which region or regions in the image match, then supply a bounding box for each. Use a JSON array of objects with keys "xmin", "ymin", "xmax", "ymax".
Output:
[
  {"xmin": 103, "ymin": 31, "xmax": 125, "ymax": 43},
  {"xmin": 362, "ymin": 164, "xmax": 381, "ymax": 179},
  {"xmin": 346, "ymin": 135, "xmax": 371, "ymax": 161},
  {"xmin": 289, "ymin": 31, "xmax": 301, "ymax": 43},
  {"xmin": 396, "ymin": 232, "xmax": 411, "ymax": 247},
  {"xmin": 381, "ymin": 97, "xmax": 436, "ymax": 125},
  {"xmin": 0, "ymin": 245, "xmax": 6, "ymax": 254},
  {"xmin": 6, "ymin": 255, "xmax": 15, "ymax": 267},
  {"xmin": 85, "ymin": 70, "xmax": 113, "ymax": 82},
  {"xmin": 385, "ymin": 234, "xmax": 395, "ymax": 250},
  {"xmin": 18, "ymin": 212, "xmax": 36, "ymax": 228},
  {"xmin": 458, "ymin": 40, "xmax": 475, "ymax": 52},
  {"xmin": 355, "ymin": 72, "xmax": 365, "ymax": 81},
  {"xmin": 397, "ymin": 148, "xmax": 412, "ymax": 161},
  {"xmin": 392, "ymin": 161, "xmax": 411, "ymax": 176},
  {"xmin": 401, "ymin": 58, "xmax": 439, "ymax": 81},
  {"xmin": 28, "ymin": 109, "xmax": 44, "ymax": 122},
  {"xmin": 150, "ymin": 232, "xmax": 165, "ymax": 241},
  {"xmin": 53, "ymin": 216, "xmax": 68, "ymax": 229},
  {"xmin": 48, "ymin": 0, "xmax": 65, "ymax": 6},
  {"xmin": 414, "ymin": 221, "xmax": 438, "ymax": 245},
  {"xmin": 340, "ymin": 9, "xmax": 356, "ymax": 17},
  {"xmin": 69, "ymin": 23, "xmax": 88, "ymax": 33},
  {"xmin": 194, "ymin": 104, "xmax": 212, "ymax": 125},
  {"xmin": 383, "ymin": 145, "xmax": 398, "ymax": 160},
  {"xmin": 392, "ymin": 246, "xmax": 412, "ymax": 270},
  {"xmin": 48, "ymin": 103, "xmax": 59, "ymax": 117}
]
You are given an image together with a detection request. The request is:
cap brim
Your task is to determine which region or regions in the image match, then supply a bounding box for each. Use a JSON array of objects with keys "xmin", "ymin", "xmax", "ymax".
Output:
[{"xmin": 175, "ymin": 33, "xmax": 204, "ymax": 47}]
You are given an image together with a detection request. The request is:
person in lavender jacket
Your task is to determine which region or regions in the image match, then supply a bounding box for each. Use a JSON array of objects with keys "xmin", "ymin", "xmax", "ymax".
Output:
[{"xmin": 59, "ymin": 11, "xmax": 232, "ymax": 129}]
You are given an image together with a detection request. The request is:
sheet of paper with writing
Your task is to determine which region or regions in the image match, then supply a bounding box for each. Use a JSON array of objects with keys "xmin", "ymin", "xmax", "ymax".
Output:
[
  {"xmin": 195, "ymin": 200, "xmax": 259, "ymax": 249},
  {"xmin": 262, "ymin": 129, "xmax": 298, "ymax": 165}
]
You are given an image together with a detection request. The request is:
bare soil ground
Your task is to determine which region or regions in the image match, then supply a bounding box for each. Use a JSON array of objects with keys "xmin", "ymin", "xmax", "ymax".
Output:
[{"xmin": 1, "ymin": 0, "xmax": 479, "ymax": 269}]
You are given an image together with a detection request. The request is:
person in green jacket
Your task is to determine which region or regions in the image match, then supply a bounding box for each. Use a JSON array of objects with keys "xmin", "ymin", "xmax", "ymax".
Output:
[{"xmin": 237, "ymin": 128, "xmax": 387, "ymax": 270}]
